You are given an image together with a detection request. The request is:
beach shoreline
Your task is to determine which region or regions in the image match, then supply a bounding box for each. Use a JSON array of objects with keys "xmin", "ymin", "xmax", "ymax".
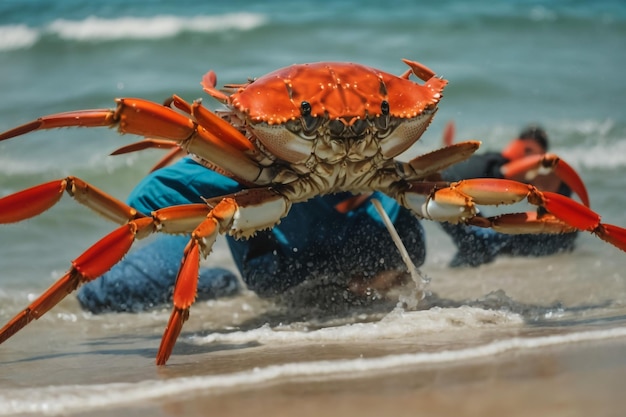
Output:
[
  {"xmin": 2, "ymin": 318, "xmax": 625, "ymax": 417},
  {"xmin": 155, "ymin": 336, "xmax": 626, "ymax": 417},
  {"xmin": 7, "ymin": 330, "xmax": 621, "ymax": 417}
]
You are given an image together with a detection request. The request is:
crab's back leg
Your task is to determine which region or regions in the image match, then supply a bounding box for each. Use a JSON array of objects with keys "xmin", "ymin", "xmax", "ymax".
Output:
[{"xmin": 0, "ymin": 176, "xmax": 291, "ymax": 364}]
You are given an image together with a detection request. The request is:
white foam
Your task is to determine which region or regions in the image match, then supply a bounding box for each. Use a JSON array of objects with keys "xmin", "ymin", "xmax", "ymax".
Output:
[
  {"xmin": 0, "ymin": 13, "xmax": 267, "ymax": 51},
  {"xmin": 2, "ymin": 323, "xmax": 625, "ymax": 415},
  {"xmin": 557, "ymin": 139, "xmax": 626, "ymax": 171},
  {"xmin": 191, "ymin": 306, "xmax": 522, "ymax": 345},
  {"xmin": 48, "ymin": 13, "xmax": 267, "ymax": 41},
  {"xmin": 0, "ymin": 24, "xmax": 39, "ymax": 51}
]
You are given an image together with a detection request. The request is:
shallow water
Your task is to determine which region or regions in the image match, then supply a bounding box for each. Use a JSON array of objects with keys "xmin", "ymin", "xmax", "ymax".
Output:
[
  {"xmin": 1, "ymin": 1, "xmax": 626, "ymax": 415},
  {"xmin": 1, "ymin": 223, "xmax": 626, "ymax": 415}
]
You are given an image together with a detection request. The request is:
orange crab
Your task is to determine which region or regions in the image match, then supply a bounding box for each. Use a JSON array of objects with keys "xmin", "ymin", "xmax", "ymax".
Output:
[{"xmin": 0, "ymin": 59, "xmax": 624, "ymax": 366}]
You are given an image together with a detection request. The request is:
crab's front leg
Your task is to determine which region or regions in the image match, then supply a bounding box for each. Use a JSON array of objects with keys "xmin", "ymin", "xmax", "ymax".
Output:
[
  {"xmin": 0, "ymin": 97, "xmax": 268, "ymax": 185},
  {"xmin": 398, "ymin": 178, "xmax": 626, "ymax": 252},
  {"xmin": 157, "ymin": 189, "xmax": 291, "ymax": 365}
]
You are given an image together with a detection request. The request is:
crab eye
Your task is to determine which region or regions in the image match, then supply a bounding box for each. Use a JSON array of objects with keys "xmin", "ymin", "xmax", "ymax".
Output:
[
  {"xmin": 381, "ymin": 100, "xmax": 390, "ymax": 115},
  {"xmin": 299, "ymin": 101, "xmax": 320, "ymax": 134},
  {"xmin": 375, "ymin": 100, "xmax": 391, "ymax": 131},
  {"xmin": 300, "ymin": 101, "xmax": 312, "ymax": 116}
]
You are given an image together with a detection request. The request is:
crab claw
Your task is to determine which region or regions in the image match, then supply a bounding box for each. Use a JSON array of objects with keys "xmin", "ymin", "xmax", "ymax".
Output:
[{"xmin": 501, "ymin": 154, "xmax": 590, "ymax": 207}]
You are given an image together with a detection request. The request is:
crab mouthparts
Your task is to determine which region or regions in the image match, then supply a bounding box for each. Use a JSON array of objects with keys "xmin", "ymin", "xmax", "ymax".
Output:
[{"xmin": 327, "ymin": 117, "xmax": 370, "ymax": 138}]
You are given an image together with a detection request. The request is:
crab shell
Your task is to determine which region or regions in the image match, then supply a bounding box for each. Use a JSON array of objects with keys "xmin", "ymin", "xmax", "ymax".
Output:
[{"xmin": 224, "ymin": 61, "xmax": 448, "ymax": 164}]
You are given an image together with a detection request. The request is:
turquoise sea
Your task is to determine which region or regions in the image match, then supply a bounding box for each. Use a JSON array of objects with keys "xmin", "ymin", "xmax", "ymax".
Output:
[{"xmin": 0, "ymin": 1, "xmax": 625, "ymax": 415}]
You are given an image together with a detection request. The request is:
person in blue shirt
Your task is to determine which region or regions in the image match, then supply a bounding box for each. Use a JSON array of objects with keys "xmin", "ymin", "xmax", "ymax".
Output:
[
  {"xmin": 77, "ymin": 125, "xmax": 578, "ymax": 312},
  {"xmin": 77, "ymin": 157, "xmax": 426, "ymax": 313},
  {"xmin": 439, "ymin": 125, "xmax": 578, "ymax": 267}
]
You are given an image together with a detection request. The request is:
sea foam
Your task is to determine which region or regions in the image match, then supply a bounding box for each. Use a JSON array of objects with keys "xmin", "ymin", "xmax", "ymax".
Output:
[{"xmin": 0, "ymin": 13, "xmax": 268, "ymax": 51}]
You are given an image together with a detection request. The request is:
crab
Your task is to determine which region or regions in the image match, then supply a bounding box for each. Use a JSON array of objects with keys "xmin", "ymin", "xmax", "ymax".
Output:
[{"xmin": 0, "ymin": 59, "xmax": 625, "ymax": 366}]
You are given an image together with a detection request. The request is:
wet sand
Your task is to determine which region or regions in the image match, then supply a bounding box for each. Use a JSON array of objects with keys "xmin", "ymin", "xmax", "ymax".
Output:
[{"xmin": 75, "ymin": 334, "xmax": 626, "ymax": 417}]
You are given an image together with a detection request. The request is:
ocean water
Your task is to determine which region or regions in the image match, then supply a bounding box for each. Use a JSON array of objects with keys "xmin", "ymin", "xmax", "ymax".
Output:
[{"xmin": 1, "ymin": 1, "xmax": 626, "ymax": 415}]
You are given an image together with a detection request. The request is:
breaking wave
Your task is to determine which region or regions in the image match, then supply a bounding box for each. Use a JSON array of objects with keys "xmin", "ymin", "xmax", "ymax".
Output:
[{"xmin": 0, "ymin": 13, "xmax": 268, "ymax": 51}]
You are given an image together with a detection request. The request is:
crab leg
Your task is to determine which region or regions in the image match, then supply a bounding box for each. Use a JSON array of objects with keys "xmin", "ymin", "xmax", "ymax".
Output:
[
  {"xmin": 0, "ymin": 201, "xmax": 224, "ymax": 350},
  {"xmin": 156, "ymin": 198, "xmax": 237, "ymax": 365},
  {"xmin": 0, "ymin": 177, "xmax": 290, "ymax": 363},
  {"xmin": 400, "ymin": 178, "xmax": 626, "ymax": 252},
  {"xmin": 484, "ymin": 191, "xmax": 626, "ymax": 251},
  {"xmin": 111, "ymin": 139, "xmax": 186, "ymax": 172},
  {"xmin": 399, "ymin": 140, "xmax": 481, "ymax": 180},
  {"xmin": 156, "ymin": 190, "xmax": 291, "ymax": 365},
  {"xmin": 0, "ymin": 98, "xmax": 267, "ymax": 184},
  {"xmin": 111, "ymin": 138, "xmax": 180, "ymax": 154},
  {"xmin": 336, "ymin": 141, "xmax": 483, "ymax": 214},
  {"xmin": 1, "ymin": 180, "xmax": 291, "ymax": 364},
  {"xmin": 0, "ymin": 174, "xmax": 220, "ymax": 346},
  {"xmin": 0, "ymin": 177, "xmax": 139, "ymax": 225},
  {"xmin": 478, "ymin": 212, "xmax": 576, "ymax": 234},
  {"xmin": 532, "ymin": 191, "xmax": 626, "ymax": 251},
  {"xmin": 0, "ymin": 217, "xmax": 155, "ymax": 344}
]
